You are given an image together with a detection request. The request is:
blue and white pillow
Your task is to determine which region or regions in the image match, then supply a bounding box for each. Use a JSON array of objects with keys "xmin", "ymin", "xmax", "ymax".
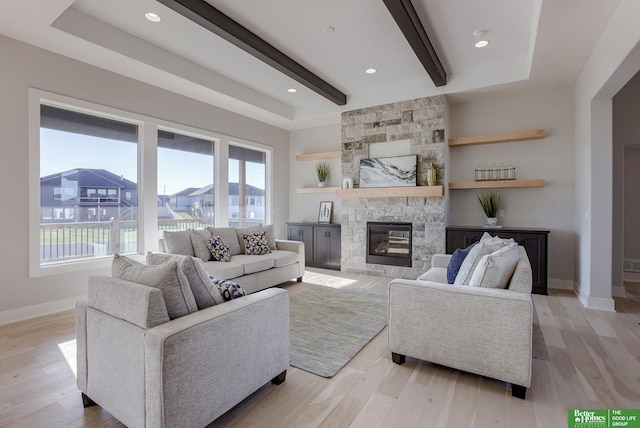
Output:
[
  {"xmin": 242, "ymin": 231, "xmax": 271, "ymax": 256},
  {"xmin": 207, "ymin": 234, "xmax": 231, "ymax": 262},
  {"xmin": 209, "ymin": 276, "xmax": 246, "ymax": 301}
]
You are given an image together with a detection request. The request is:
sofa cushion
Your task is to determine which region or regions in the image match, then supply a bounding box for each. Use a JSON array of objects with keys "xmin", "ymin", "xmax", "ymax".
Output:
[
  {"xmin": 163, "ymin": 230, "xmax": 195, "ymax": 257},
  {"xmin": 210, "ymin": 277, "xmax": 246, "ymax": 301},
  {"xmin": 201, "ymin": 261, "xmax": 245, "ymax": 280},
  {"xmin": 446, "ymin": 242, "xmax": 478, "ymax": 284},
  {"xmin": 190, "ymin": 229, "xmax": 213, "ymax": 261},
  {"xmin": 480, "ymin": 232, "xmax": 515, "ymax": 245},
  {"xmin": 207, "ymin": 227, "xmax": 242, "ymax": 255},
  {"xmin": 146, "ymin": 252, "xmax": 224, "ymax": 310},
  {"xmin": 207, "ymin": 234, "xmax": 232, "ymax": 262},
  {"xmin": 242, "ymin": 231, "xmax": 272, "ymax": 256},
  {"xmin": 269, "ymin": 250, "xmax": 299, "ymax": 268},
  {"xmin": 229, "ymin": 254, "xmax": 275, "ymax": 274},
  {"xmin": 469, "ymin": 243, "xmax": 521, "ymax": 289},
  {"xmin": 112, "ymin": 253, "xmax": 198, "ymax": 319},
  {"xmin": 418, "ymin": 267, "xmax": 448, "ymax": 283},
  {"xmin": 453, "ymin": 240, "xmax": 504, "ymax": 285},
  {"xmin": 236, "ymin": 224, "xmax": 276, "ymax": 252}
]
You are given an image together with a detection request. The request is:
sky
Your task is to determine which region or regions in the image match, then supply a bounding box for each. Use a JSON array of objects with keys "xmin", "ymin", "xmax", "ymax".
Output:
[{"xmin": 40, "ymin": 129, "xmax": 265, "ymax": 195}]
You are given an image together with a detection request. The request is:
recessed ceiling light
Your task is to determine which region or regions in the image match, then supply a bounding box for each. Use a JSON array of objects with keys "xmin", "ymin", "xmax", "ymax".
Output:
[
  {"xmin": 475, "ymin": 40, "xmax": 489, "ymax": 48},
  {"xmin": 145, "ymin": 12, "xmax": 162, "ymax": 23},
  {"xmin": 365, "ymin": 68, "xmax": 377, "ymax": 74},
  {"xmin": 288, "ymin": 88, "xmax": 297, "ymax": 93},
  {"xmin": 322, "ymin": 26, "xmax": 335, "ymax": 34}
]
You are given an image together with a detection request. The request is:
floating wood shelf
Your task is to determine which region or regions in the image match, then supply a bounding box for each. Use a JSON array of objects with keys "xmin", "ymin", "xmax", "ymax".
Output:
[
  {"xmin": 448, "ymin": 179, "xmax": 546, "ymax": 189},
  {"xmin": 448, "ymin": 129, "xmax": 546, "ymax": 147},
  {"xmin": 295, "ymin": 151, "xmax": 341, "ymax": 161},
  {"xmin": 296, "ymin": 187, "xmax": 340, "ymax": 194},
  {"xmin": 336, "ymin": 186, "xmax": 444, "ymax": 198}
]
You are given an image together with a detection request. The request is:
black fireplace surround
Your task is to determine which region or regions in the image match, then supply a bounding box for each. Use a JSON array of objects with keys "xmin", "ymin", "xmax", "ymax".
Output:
[{"xmin": 366, "ymin": 222, "xmax": 412, "ymax": 267}]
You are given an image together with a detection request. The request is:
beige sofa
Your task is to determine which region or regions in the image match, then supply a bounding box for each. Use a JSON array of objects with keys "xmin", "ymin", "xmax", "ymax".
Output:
[
  {"xmin": 388, "ymin": 246, "xmax": 533, "ymax": 399},
  {"xmin": 76, "ymin": 275, "xmax": 289, "ymax": 427},
  {"xmin": 159, "ymin": 225, "xmax": 305, "ymax": 294}
]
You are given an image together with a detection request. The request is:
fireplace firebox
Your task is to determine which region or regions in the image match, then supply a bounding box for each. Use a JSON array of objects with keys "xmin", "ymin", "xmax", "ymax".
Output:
[{"xmin": 366, "ymin": 222, "xmax": 412, "ymax": 267}]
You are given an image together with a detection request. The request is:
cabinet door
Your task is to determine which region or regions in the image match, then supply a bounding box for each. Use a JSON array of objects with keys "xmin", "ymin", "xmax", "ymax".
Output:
[
  {"xmin": 516, "ymin": 233, "xmax": 546, "ymax": 294},
  {"xmin": 287, "ymin": 225, "xmax": 314, "ymax": 263},
  {"xmin": 314, "ymin": 227, "xmax": 341, "ymax": 269}
]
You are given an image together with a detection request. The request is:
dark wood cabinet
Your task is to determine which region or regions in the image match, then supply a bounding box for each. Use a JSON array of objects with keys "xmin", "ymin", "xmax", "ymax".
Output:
[
  {"xmin": 446, "ymin": 226, "xmax": 550, "ymax": 295},
  {"xmin": 287, "ymin": 223, "xmax": 341, "ymax": 270}
]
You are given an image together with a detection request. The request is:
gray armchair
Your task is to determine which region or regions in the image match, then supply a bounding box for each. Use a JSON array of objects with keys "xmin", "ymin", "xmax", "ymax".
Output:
[
  {"xmin": 388, "ymin": 247, "xmax": 533, "ymax": 399},
  {"xmin": 76, "ymin": 275, "xmax": 289, "ymax": 427}
]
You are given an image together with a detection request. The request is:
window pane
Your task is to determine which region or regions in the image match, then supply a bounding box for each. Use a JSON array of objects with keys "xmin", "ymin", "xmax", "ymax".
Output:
[
  {"xmin": 158, "ymin": 130, "xmax": 215, "ymax": 236},
  {"xmin": 39, "ymin": 105, "xmax": 138, "ymax": 264},
  {"xmin": 228, "ymin": 145, "xmax": 266, "ymax": 228}
]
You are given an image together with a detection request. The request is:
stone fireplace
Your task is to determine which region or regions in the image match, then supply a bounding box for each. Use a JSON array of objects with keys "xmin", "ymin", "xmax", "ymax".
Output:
[{"xmin": 341, "ymin": 96, "xmax": 446, "ymax": 279}]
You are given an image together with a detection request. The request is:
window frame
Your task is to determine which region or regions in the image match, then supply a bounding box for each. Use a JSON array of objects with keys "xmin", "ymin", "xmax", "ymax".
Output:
[{"xmin": 28, "ymin": 89, "xmax": 273, "ymax": 278}]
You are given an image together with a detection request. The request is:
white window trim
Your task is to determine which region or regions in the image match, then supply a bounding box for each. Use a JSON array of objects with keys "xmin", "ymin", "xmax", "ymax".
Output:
[{"xmin": 28, "ymin": 88, "xmax": 273, "ymax": 277}]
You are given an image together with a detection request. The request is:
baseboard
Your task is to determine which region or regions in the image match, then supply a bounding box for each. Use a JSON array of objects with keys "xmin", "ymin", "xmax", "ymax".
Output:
[
  {"xmin": 612, "ymin": 285, "xmax": 627, "ymax": 298},
  {"xmin": 548, "ymin": 278, "xmax": 573, "ymax": 290},
  {"xmin": 0, "ymin": 295, "xmax": 85, "ymax": 326},
  {"xmin": 573, "ymin": 281, "xmax": 616, "ymax": 312}
]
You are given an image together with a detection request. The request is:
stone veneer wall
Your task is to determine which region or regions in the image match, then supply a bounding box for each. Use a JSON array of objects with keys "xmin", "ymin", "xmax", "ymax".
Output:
[{"xmin": 341, "ymin": 96, "xmax": 446, "ymax": 278}]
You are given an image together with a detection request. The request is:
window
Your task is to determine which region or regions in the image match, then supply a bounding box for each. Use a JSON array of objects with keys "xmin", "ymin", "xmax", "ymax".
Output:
[
  {"xmin": 157, "ymin": 130, "xmax": 215, "ymax": 236},
  {"xmin": 30, "ymin": 90, "xmax": 272, "ymax": 276},
  {"xmin": 39, "ymin": 104, "xmax": 138, "ymax": 265},
  {"xmin": 228, "ymin": 144, "xmax": 267, "ymax": 228}
]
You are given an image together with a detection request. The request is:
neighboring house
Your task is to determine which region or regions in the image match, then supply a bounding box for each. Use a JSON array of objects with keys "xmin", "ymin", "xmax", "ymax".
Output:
[
  {"xmin": 172, "ymin": 183, "xmax": 265, "ymax": 221},
  {"xmin": 40, "ymin": 168, "xmax": 137, "ymax": 222}
]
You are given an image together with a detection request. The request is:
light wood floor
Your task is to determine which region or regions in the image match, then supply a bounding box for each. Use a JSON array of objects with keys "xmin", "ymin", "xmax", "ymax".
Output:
[{"xmin": 1, "ymin": 269, "xmax": 639, "ymax": 427}]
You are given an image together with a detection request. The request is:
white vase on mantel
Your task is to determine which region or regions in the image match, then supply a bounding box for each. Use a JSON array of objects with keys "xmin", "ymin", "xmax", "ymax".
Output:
[{"xmin": 318, "ymin": 181, "xmax": 326, "ymax": 188}]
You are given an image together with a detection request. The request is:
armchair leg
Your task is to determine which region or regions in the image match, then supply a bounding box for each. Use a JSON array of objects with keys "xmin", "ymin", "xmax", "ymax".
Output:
[
  {"xmin": 391, "ymin": 352, "xmax": 406, "ymax": 365},
  {"xmin": 271, "ymin": 370, "xmax": 287, "ymax": 385},
  {"xmin": 82, "ymin": 393, "xmax": 97, "ymax": 408},
  {"xmin": 511, "ymin": 384, "xmax": 527, "ymax": 399},
  {"xmin": 296, "ymin": 276, "xmax": 303, "ymax": 282}
]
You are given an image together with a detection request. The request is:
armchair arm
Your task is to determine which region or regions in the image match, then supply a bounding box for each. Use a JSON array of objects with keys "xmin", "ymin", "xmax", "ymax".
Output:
[
  {"xmin": 88, "ymin": 275, "xmax": 170, "ymax": 329},
  {"xmin": 144, "ymin": 288, "xmax": 290, "ymax": 428},
  {"xmin": 388, "ymin": 279, "xmax": 532, "ymax": 388},
  {"xmin": 431, "ymin": 254, "xmax": 452, "ymax": 269}
]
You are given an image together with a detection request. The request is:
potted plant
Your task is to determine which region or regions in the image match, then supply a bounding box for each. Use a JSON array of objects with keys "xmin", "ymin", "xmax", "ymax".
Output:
[
  {"xmin": 477, "ymin": 191, "xmax": 500, "ymax": 226},
  {"xmin": 315, "ymin": 162, "xmax": 330, "ymax": 188}
]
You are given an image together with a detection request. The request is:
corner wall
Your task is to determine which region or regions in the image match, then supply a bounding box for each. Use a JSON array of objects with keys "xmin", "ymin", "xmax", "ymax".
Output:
[{"xmin": 0, "ymin": 36, "xmax": 289, "ymax": 323}]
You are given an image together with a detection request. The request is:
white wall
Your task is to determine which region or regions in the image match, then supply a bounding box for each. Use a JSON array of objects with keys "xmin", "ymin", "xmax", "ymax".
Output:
[
  {"xmin": 449, "ymin": 86, "xmax": 575, "ymax": 287},
  {"xmin": 0, "ymin": 36, "xmax": 289, "ymax": 323},
  {"xmin": 288, "ymin": 124, "xmax": 342, "ymax": 224},
  {"xmin": 574, "ymin": 0, "xmax": 640, "ymax": 309}
]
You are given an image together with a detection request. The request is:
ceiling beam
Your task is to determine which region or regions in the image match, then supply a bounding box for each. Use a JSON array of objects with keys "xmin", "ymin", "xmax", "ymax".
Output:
[
  {"xmin": 382, "ymin": 0, "xmax": 447, "ymax": 87},
  {"xmin": 157, "ymin": 0, "xmax": 347, "ymax": 106}
]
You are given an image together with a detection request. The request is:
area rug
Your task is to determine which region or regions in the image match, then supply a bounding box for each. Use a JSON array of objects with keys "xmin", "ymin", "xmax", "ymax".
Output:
[{"xmin": 289, "ymin": 285, "xmax": 388, "ymax": 378}]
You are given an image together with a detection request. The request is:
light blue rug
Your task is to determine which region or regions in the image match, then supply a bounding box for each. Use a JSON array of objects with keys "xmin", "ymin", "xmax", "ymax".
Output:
[{"xmin": 289, "ymin": 285, "xmax": 388, "ymax": 378}]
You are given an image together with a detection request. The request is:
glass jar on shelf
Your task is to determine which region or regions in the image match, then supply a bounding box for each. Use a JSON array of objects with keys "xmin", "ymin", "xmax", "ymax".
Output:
[{"xmin": 499, "ymin": 163, "xmax": 506, "ymax": 180}]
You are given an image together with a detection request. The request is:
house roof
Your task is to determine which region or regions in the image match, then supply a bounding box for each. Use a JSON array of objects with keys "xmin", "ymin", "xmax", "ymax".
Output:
[
  {"xmin": 40, "ymin": 168, "xmax": 137, "ymax": 189},
  {"xmin": 188, "ymin": 183, "xmax": 265, "ymax": 197}
]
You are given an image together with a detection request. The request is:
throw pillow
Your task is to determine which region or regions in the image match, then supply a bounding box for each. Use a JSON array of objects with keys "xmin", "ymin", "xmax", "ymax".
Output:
[
  {"xmin": 146, "ymin": 252, "xmax": 225, "ymax": 310},
  {"xmin": 207, "ymin": 227, "xmax": 242, "ymax": 255},
  {"xmin": 112, "ymin": 253, "xmax": 198, "ymax": 319},
  {"xmin": 453, "ymin": 240, "xmax": 504, "ymax": 285},
  {"xmin": 236, "ymin": 224, "xmax": 277, "ymax": 252},
  {"xmin": 207, "ymin": 234, "xmax": 232, "ymax": 262},
  {"xmin": 242, "ymin": 231, "xmax": 271, "ymax": 255},
  {"xmin": 163, "ymin": 230, "xmax": 195, "ymax": 256},
  {"xmin": 469, "ymin": 243, "xmax": 521, "ymax": 289},
  {"xmin": 446, "ymin": 242, "xmax": 478, "ymax": 284},
  {"xmin": 190, "ymin": 229, "xmax": 213, "ymax": 261},
  {"xmin": 480, "ymin": 232, "xmax": 515, "ymax": 246},
  {"xmin": 210, "ymin": 277, "xmax": 246, "ymax": 301}
]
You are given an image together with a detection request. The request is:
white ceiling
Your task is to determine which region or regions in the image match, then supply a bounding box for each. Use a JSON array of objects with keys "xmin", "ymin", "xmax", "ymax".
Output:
[{"xmin": 0, "ymin": 0, "xmax": 621, "ymax": 130}]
